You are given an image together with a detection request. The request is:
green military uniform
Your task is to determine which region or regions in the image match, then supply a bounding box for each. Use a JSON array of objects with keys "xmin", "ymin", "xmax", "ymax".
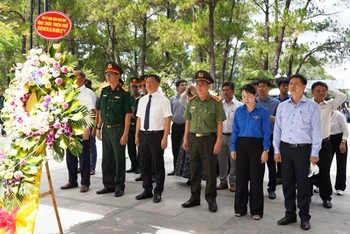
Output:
[
  {"xmin": 97, "ymin": 63, "xmax": 132, "ymax": 192},
  {"xmin": 183, "ymin": 71, "xmax": 226, "ymax": 205}
]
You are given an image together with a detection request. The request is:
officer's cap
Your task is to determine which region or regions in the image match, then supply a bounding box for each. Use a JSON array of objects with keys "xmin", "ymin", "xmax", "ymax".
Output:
[
  {"xmin": 195, "ymin": 70, "xmax": 214, "ymax": 84},
  {"xmin": 139, "ymin": 75, "xmax": 147, "ymax": 85},
  {"xmin": 105, "ymin": 62, "xmax": 123, "ymax": 75},
  {"xmin": 130, "ymin": 77, "xmax": 140, "ymax": 86}
]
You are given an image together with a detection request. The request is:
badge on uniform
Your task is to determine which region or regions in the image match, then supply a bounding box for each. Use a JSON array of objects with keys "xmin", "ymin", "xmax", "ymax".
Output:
[
  {"xmin": 115, "ymin": 96, "xmax": 120, "ymax": 99},
  {"xmin": 191, "ymin": 106, "xmax": 196, "ymax": 109},
  {"xmin": 253, "ymin": 116, "xmax": 260, "ymax": 120}
]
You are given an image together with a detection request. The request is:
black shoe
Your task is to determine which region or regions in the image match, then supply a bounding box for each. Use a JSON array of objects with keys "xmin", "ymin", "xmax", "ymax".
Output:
[
  {"xmin": 268, "ymin": 191, "xmax": 276, "ymax": 200},
  {"xmin": 96, "ymin": 187, "xmax": 115, "ymax": 194},
  {"xmin": 135, "ymin": 176, "xmax": 143, "ymax": 182},
  {"xmin": 60, "ymin": 182, "xmax": 78, "ymax": 190},
  {"xmin": 126, "ymin": 167, "xmax": 136, "ymax": 173},
  {"xmin": 167, "ymin": 171, "xmax": 175, "ymax": 176},
  {"xmin": 90, "ymin": 169, "xmax": 95, "ymax": 175},
  {"xmin": 277, "ymin": 216, "xmax": 297, "ymax": 225},
  {"xmin": 153, "ymin": 193, "xmax": 161, "ymax": 203},
  {"xmin": 301, "ymin": 221, "xmax": 311, "ymax": 230},
  {"xmin": 115, "ymin": 190, "xmax": 124, "ymax": 197},
  {"xmin": 276, "ymin": 178, "xmax": 282, "ymax": 185},
  {"xmin": 323, "ymin": 200, "xmax": 332, "ymax": 209},
  {"xmin": 135, "ymin": 168, "xmax": 141, "ymax": 174},
  {"xmin": 135, "ymin": 191, "xmax": 153, "ymax": 200},
  {"xmin": 208, "ymin": 201, "xmax": 218, "ymax": 212},
  {"xmin": 181, "ymin": 198, "xmax": 200, "ymax": 208},
  {"xmin": 186, "ymin": 180, "xmax": 190, "ymax": 185}
]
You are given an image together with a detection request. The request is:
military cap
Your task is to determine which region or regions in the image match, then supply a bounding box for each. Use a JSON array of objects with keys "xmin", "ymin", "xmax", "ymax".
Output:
[
  {"xmin": 105, "ymin": 62, "xmax": 123, "ymax": 74},
  {"xmin": 130, "ymin": 77, "xmax": 140, "ymax": 86},
  {"xmin": 139, "ymin": 75, "xmax": 147, "ymax": 85},
  {"xmin": 194, "ymin": 70, "xmax": 214, "ymax": 84}
]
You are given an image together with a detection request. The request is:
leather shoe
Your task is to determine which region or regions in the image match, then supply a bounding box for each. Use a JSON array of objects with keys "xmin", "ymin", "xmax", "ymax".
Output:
[
  {"xmin": 96, "ymin": 187, "xmax": 115, "ymax": 194},
  {"xmin": 135, "ymin": 191, "xmax": 153, "ymax": 200},
  {"xmin": 268, "ymin": 191, "xmax": 276, "ymax": 200},
  {"xmin": 135, "ymin": 176, "xmax": 143, "ymax": 181},
  {"xmin": 229, "ymin": 184, "xmax": 235, "ymax": 192},
  {"xmin": 80, "ymin": 185, "xmax": 89, "ymax": 193},
  {"xmin": 323, "ymin": 200, "xmax": 332, "ymax": 209},
  {"xmin": 60, "ymin": 182, "xmax": 78, "ymax": 190},
  {"xmin": 126, "ymin": 167, "xmax": 136, "ymax": 173},
  {"xmin": 216, "ymin": 183, "xmax": 228, "ymax": 190},
  {"xmin": 115, "ymin": 190, "xmax": 124, "ymax": 197},
  {"xmin": 181, "ymin": 198, "xmax": 200, "ymax": 208},
  {"xmin": 277, "ymin": 216, "xmax": 297, "ymax": 225},
  {"xmin": 167, "ymin": 171, "xmax": 175, "ymax": 176},
  {"xmin": 153, "ymin": 193, "xmax": 161, "ymax": 203},
  {"xmin": 135, "ymin": 168, "xmax": 141, "ymax": 174},
  {"xmin": 301, "ymin": 221, "xmax": 311, "ymax": 230},
  {"xmin": 208, "ymin": 201, "xmax": 218, "ymax": 212}
]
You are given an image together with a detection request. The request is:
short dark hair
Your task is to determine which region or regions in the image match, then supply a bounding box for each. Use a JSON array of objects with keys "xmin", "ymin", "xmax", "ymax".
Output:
[
  {"xmin": 289, "ymin": 74, "xmax": 307, "ymax": 85},
  {"xmin": 176, "ymin": 79, "xmax": 187, "ymax": 87},
  {"xmin": 241, "ymin": 84, "xmax": 256, "ymax": 95},
  {"xmin": 277, "ymin": 77, "xmax": 289, "ymax": 87},
  {"xmin": 146, "ymin": 74, "xmax": 161, "ymax": 83},
  {"xmin": 311, "ymin": 81, "xmax": 328, "ymax": 91},
  {"xmin": 80, "ymin": 71, "xmax": 86, "ymax": 79},
  {"xmin": 84, "ymin": 79, "xmax": 92, "ymax": 90},
  {"xmin": 222, "ymin": 82, "xmax": 235, "ymax": 91},
  {"xmin": 257, "ymin": 79, "xmax": 271, "ymax": 87}
]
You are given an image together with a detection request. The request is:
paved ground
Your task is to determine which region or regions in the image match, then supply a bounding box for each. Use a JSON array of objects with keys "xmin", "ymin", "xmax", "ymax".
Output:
[{"xmin": 32, "ymin": 135, "xmax": 350, "ymax": 234}]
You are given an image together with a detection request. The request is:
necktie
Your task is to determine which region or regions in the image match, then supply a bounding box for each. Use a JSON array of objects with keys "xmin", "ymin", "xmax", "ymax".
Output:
[{"xmin": 144, "ymin": 95, "xmax": 152, "ymax": 130}]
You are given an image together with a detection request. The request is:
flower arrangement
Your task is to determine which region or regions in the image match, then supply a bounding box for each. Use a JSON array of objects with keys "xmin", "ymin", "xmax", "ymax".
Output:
[{"xmin": 0, "ymin": 44, "xmax": 92, "ymax": 233}]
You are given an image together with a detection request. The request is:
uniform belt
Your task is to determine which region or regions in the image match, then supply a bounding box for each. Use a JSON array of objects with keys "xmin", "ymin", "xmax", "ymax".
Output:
[
  {"xmin": 190, "ymin": 132, "xmax": 215, "ymax": 137},
  {"xmin": 223, "ymin": 132, "xmax": 231, "ymax": 136},
  {"xmin": 173, "ymin": 122, "xmax": 185, "ymax": 126},
  {"xmin": 105, "ymin": 123, "xmax": 123, "ymax": 128},
  {"xmin": 131, "ymin": 123, "xmax": 135, "ymax": 125},
  {"xmin": 141, "ymin": 130, "xmax": 164, "ymax": 135},
  {"xmin": 281, "ymin": 141, "xmax": 311, "ymax": 148},
  {"xmin": 323, "ymin": 137, "xmax": 330, "ymax": 142}
]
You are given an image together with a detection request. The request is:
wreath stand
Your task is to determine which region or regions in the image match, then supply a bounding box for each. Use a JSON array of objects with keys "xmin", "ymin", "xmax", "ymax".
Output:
[{"xmin": 39, "ymin": 162, "xmax": 63, "ymax": 234}]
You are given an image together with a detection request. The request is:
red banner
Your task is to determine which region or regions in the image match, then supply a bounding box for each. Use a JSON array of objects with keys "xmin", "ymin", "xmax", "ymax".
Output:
[{"xmin": 35, "ymin": 11, "xmax": 72, "ymax": 40}]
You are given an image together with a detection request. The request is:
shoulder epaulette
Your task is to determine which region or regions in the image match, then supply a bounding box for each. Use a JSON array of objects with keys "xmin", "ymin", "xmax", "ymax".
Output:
[
  {"xmin": 122, "ymin": 86, "xmax": 128, "ymax": 92},
  {"xmin": 100, "ymin": 82, "xmax": 109, "ymax": 89},
  {"xmin": 135, "ymin": 96, "xmax": 141, "ymax": 100},
  {"xmin": 211, "ymin": 95, "xmax": 221, "ymax": 102},
  {"xmin": 188, "ymin": 95, "xmax": 197, "ymax": 101}
]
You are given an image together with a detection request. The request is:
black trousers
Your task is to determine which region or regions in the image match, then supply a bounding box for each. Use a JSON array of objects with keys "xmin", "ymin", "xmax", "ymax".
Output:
[
  {"xmin": 171, "ymin": 123, "xmax": 185, "ymax": 170},
  {"xmin": 66, "ymin": 140, "xmax": 90, "ymax": 186},
  {"xmin": 267, "ymin": 135, "xmax": 276, "ymax": 192},
  {"xmin": 330, "ymin": 133, "xmax": 347, "ymax": 191},
  {"xmin": 313, "ymin": 139, "xmax": 333, "ymax": 201},
  {"xmin": 139, "ymin": 130, "xmax": 165, "ymax": 195},
  {"xmin": 280, "ymin": 142, "xmax": 311, "ymax": 222},
  {"xmin": 127, "ymin": 124, "xmax": 139, "ymax": 169},
  {"xmin": 235, "ymin": 138, "xmax": 265, "ymax": 217},
  {"xmin": 189, "ymin": 133, "xmax": 217, "ymax": 202}
]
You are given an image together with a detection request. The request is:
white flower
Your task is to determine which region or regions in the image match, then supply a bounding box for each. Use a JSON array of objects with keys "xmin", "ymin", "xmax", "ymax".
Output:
[
  {"xmin": 39, "ymin": 54, "xmax": 48, "ymax": 62},
  {"xmin": 53, "ymin": 44, "xmax": 60, "ymax": 49},
  {"xmin": 36, "ymin": 48, "xmax": 43, "ymax": 54},
  {"xmin": 14, "ymin": 171, "xmax": 23, "ymax": 180}
]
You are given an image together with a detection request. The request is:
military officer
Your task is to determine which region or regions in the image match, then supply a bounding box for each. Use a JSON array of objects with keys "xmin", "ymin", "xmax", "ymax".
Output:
[
  {"xmin": 96, "ymin": 62, "xmax": 132, "ymax": 197},
  {"xmin": 181, "ymin": 70, "xmax": 226, "ymax": 213},
  {"xmin": 126, "ymin": 77, "xmax": 141, "ymax": 174}
]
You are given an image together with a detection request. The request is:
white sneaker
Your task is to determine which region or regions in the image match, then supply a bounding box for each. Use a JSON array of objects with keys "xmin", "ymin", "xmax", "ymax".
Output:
[
  {"xmin": 336, "ymin": 190, "xmax": 344, "ymax": 196},
  {"xmin": 314, "ymin": 187, "xmax": 319, "ymax": 193}
]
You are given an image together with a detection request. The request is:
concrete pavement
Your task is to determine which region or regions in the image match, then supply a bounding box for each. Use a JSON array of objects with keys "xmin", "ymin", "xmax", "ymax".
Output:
[{"xmin": 34, "ymin": 136, "xmax": 350, "ymax": 234}]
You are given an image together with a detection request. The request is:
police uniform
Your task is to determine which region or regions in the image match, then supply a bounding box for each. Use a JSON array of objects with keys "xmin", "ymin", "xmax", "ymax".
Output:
[
  {"xmin": 183, "ymin": 70, "xmax": 226, "ymax": 210},
  {"xmin": 97, "ymin": 62, "xmax": 132, "ymax": 194},
  {"xmin": 127, "ymin": 77, "xmax": 141, "ymax": 172}
]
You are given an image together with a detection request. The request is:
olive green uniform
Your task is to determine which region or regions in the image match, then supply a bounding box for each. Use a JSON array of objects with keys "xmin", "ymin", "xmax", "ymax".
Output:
[
  {"xmin": 183, "ymin": 94, "xmax": 226, "ymax": 202},
  {"xmin": 97, "ymin": 85, "xmax": 132, "ymax": 191}
]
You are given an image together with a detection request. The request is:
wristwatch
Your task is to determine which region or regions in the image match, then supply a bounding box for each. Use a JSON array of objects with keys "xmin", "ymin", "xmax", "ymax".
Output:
[
  {"xmin": 264, "ymin": 149, "xmax": 269, "ymax": 152},
  {"xmin": 341, "ymin": 140, "xmax": 346, "ymax": 143}
]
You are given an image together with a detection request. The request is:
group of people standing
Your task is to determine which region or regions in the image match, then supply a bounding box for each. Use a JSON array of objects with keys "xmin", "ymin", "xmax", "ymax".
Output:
[{"xmin": 59, "ymin": 62, "xmax": 347, "ymax": 232}]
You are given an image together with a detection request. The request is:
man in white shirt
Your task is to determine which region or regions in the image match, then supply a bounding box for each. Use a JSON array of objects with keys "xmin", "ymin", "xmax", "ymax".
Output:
[
  {"xmin": 311, "ymin": 81, "xmax": 347, "ymax": 208},
  {"xmin": 61, "ymin": 70, "xmax": 97, "ymax": 193},
  {"xmin": 135, "ymin": 74, "xmax": 172, "ymax": 203},
  {"xmin": 217, "ymin": 82, "xmax": 242, "ymax": 192}
]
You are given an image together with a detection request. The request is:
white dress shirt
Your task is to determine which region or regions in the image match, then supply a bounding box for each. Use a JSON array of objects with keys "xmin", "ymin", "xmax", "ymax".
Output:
[
  {"xmin": 137, "ymin": 92, "xmax": 172, "ymax": 131},
  {"xmin": 314, "ymin": 89, "xmax": 347, "ymax": 139},
  {"xmin": 222, "ymin": 97, "xmax": 242, "ymax": 133},
  {"xmin": 78, "ymin": 85, "xmax": 97, "ymax": 110},
  {"xmin": 331, "ymin": 110, "xmax": 349, "ymax": 140}
]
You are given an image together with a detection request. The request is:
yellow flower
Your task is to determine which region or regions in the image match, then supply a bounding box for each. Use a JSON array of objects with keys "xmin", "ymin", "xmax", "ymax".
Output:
[
  {"xmin": 28, "ymin": 80, "xmax": 35, "ymax": 86},
  {"xmin": 4, "ymin": 172, "xmax": 14, "ymax": 179},
  {"xmin": 45, "ymin": 81, "xmax": 51, "ymax": 89}
]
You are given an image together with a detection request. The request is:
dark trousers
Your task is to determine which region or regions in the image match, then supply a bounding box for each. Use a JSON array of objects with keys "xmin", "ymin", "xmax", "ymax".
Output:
[
  {"xmin": 267, "ymin": 135, "xmax": 276, "ymax": 192},
  {"xmin": 127, "ymin": 124, "xmax": 139, "ymax": 169},
  {"xmin": 280, "ymin": 142, "xmax": 311, "ymax": 222},
  {"xmin": 277, "ymin": 162, "xmax": 282, "ymax": 179},
  {"xmin": 89, "ymin": 132, "xmax": 97, "ymax": 170},
  {"xmin": 235, "ymin": 138, "xmax": 265, "ymax": 217},
  {"xmin": 101, "ymin": 125, "xmax": 126, "ymax": 191},
  {"xmin": 139, "ymin": 130, "xmax": 165, "ymax": 195},
  {"xmin": 189, "ymin": 133, "xmax": 217, "ymax": 202},
  {"xmin": 313, "ymin": 139, "xmax": 333, "ymax": 201},
  {"xmin": 171, "ymin": 123, "xmax": 185, "ymax": 170},
  {"xmin": 330, "ymin": 133, "xmax": 347, "ymax": 191},
  {"xmin": 66, "ymin": 140, "xmax": 90, "ymax": 186}
]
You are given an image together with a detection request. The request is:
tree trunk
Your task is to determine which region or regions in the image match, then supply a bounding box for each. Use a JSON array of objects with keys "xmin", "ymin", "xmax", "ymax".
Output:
[
  {"xmin": 208, "ymin": 0, "xmax": 216, "ymax": 86},
  {"xmin": 263, "ymin": 0, "xmax": 270, "ymax": 70},
  {"xmin": 140, "ymin": 13, "xmax": 147, "ymax": 76},
  {"xmin": 229, "ymin": 38, "xmax": 240, "ymax": 82}
]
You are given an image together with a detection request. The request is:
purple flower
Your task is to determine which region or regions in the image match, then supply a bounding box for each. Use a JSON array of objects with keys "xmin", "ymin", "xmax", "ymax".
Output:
[
  {"xmin": 20, "ymin": 159, "xmax": 26, "ymax": 165},
  {"xmin": 53, "ymin": 121, "xmax": 61, "ymax": 129},
  {"xmin": 61, "ymin": 66, "xmax": 68, "ymax": 73},
  {"xmin": 53, "ymin": 62, "xmax": 60, "ymax": 69},
  {"xmin": 62, "ymin": 102, "xmax": 69, "ymax": 109},
  {"xmin": 42, "ymin": 101, "xmax": 49, "ymax": 108},
  {"xmin": 44, "ymin": 95, "xmax": 51, "ymax": 103},
  {"xmin": 55, "ymin": 53, "xmax": 62, "ymax": 60}
]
